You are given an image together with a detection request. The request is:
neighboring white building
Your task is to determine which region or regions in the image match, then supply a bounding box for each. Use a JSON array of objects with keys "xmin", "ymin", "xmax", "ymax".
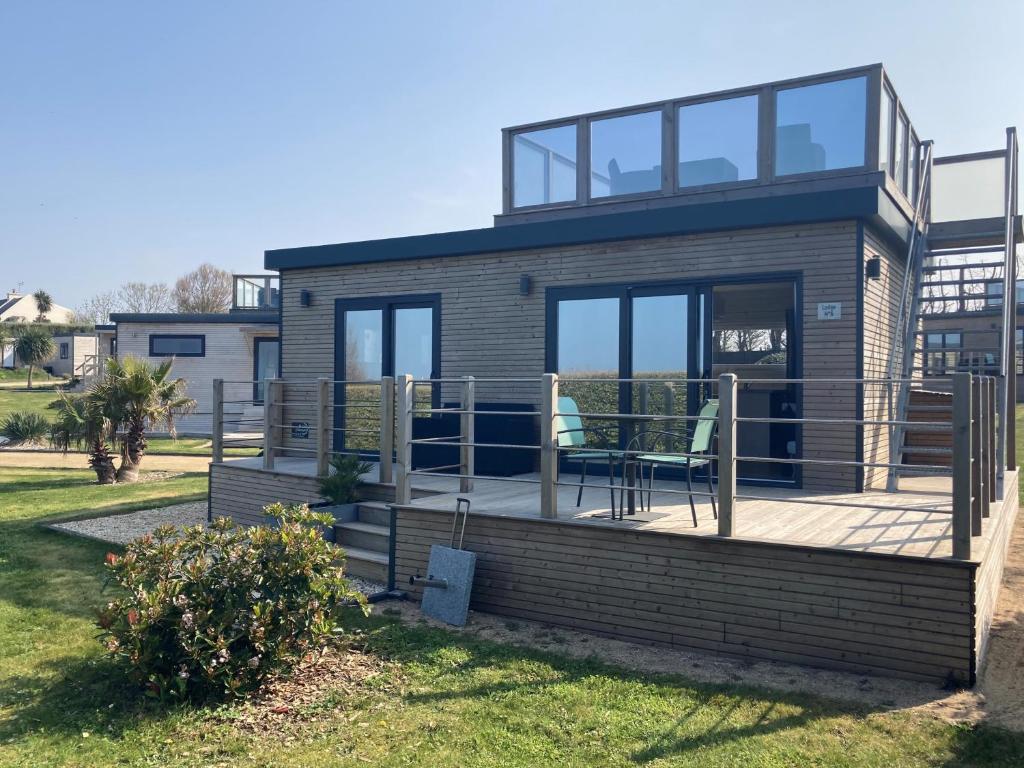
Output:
[
  {"xmin": 109, "ymin": 306, "xmax": 279, "ymax": 435},
  {"xmin": 44, "ymin": 333, "xmax": 98, "ymax": 379},
  {"xmin": 0, "ymin": 291, "xmax": 75, "ymax": 324}
]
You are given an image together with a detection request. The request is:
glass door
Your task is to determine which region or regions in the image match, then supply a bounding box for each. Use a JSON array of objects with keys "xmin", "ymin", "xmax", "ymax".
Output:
[
  {"xmin": 335, "ymin": 296, "xmax": 439, "ymax": 453},
  {"xmin": 253, "ymin": 338, "xmax": 280, "ymax": 403},
  {"xmin": 708, "ymin": 281, "xmax": 797, "ymax": 483}
]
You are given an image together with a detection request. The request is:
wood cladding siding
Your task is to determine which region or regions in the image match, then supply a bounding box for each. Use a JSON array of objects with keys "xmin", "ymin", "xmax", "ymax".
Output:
[
  {"xmin": 974, "ymin": 469, "xmax": 1020, "ymax": 668},
  {"xmin": 209, "ymin": 463, "xmax": 323, "ymax": 526},
  {"xmin": 116, "ymin": 322, "xmax": 277, "ymax": 434},
  {"xmin": 279, "ymin": 222, "xmax": 860, "ymax": 490},
  {"xmin": 861, "ymin": 226, "xmax": 907, "ymax": 488},
  {"xmin": 394, "ymin": 507, "xmax": 976, "ymax": 683}
]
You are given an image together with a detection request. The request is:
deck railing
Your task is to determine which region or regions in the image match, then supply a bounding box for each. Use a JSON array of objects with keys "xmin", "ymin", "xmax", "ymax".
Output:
[{"xmin": 215, "ymin": 370, "xmax": 1002, "ymax": 559}]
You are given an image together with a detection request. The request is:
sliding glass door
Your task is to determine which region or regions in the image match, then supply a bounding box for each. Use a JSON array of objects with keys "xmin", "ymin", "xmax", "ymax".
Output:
[
  {"xmin": 334, "ymin": 295, "xmax": 440, "ymax": 453},
  {"xmin": 548, "ymin": 277, "xmax": 798, "ymax": 485}
]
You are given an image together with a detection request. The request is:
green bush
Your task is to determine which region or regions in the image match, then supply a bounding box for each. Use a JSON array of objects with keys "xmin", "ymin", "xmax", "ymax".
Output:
[
  {"xmin": 318, "ymin": 453, "xmax": 373, "ymax": 505},
  {"xmin": 0, "ymin": 411, "xmax": 51, "ymax": 443},
  {"xmin": 98, "ymin": 504, "xmax": 368, "ymax": 701}
]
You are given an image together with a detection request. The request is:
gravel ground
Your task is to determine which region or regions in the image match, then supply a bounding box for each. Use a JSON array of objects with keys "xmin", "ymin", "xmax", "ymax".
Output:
[
  {"xmin": 47, "ymin": 502, "xmax": 387, "ymax": 598},
  {"xmin": 49, "ymin": 501, "xmax": 208, "ymax": 545}
]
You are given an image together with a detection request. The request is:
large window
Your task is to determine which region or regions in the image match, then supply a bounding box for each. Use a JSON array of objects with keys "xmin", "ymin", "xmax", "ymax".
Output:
[
  {"xmin": 253, "ymin": 338, "xmax": 279, "ymax": 403},
  {"xmin": 677, "ymin": 95, "xmax": 758, "ymax": 187},
  {"xmin": 512, "ymin": 124, "xmax": 577, "ymax": 208},
  {"xmin": 879, "ymin": 88, "xmax": 894, "ymax": 177},
  {"xmin": 59, "ymin": 342, "xmax": 68, "ymax": 360},
  {"xmin": 590, "ymin": 111, "xmax": 662, "ymax": 198},
  {"xmin": 774, "ymin": 76, "xmax": 867, "ymax": 176},
  {"xmin": 149, "ymin": 334, "xmax": 205, "ymax": 357}
]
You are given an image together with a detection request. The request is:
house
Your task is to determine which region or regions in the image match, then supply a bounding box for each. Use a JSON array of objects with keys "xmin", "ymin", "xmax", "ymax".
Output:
[
  {"xmin": 43, "ymin": 333, "xmax": 98, "ymax": 379},
  {"xmin": 208, "ymin": 65, "xmax": 1020, "ymax": 685},
  {"xmin": 920, "ymin": 278, "xmax": 1024, "ymax": 401},
  {"xmin": 108, "ymin": 275, "xmax": 280, "ymax": 435},
  {"xmin": 0, "ymin": 290, "xmax": 74, "ymax": 324}
]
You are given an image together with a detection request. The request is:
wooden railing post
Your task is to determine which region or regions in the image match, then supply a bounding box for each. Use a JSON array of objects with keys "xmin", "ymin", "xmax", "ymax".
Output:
[
  {"xmin": 316, "ymin": 377, "xmax": 330, "ymax": 477},
  {"xmin": 988, "ymin": 376, "xmax": 997, "ymax": 501},
  {"xmin": 460, "ymin": 376, "xmax": 475, "ymax": 493},
  {"xmin": 717, "ymin": 374, "xmax": 737, "ymax": 537},
  {"xmin": 394, "ymin": 374, "xmax": 413, "ymax": 505},
  {"xmin": 211, "ymin": 378, "xmax": 224, "ymax": 464},
  {"xmin": 262, "ymin": 378, "xmax": 281, "ymax": 470},
  {"xmin": 379, "ymin": 376, "xmax": 395, "ymax": 484},
  {"xmin": 540, "ymin": 373, "xmax": 558, "ymax": 520},
  {"xmin": 971, "ymin": 377, "xmax": 983, "ymax": 533},
  {"xmin": 952, "ymin": 372, "xmax": 973, "ymax": 559}
]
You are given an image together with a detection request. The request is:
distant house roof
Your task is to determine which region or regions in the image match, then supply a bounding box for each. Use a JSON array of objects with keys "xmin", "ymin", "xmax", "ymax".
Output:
[
  {"xmin": 110, "ymin": 312, "xmax": 279, "ymax": 325},
  {"xmin": 265, "ymin": 185, "xmax": 908, "ymax": 271}
]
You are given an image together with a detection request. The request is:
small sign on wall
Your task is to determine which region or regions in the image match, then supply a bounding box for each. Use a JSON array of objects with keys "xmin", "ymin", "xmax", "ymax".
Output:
[
  {"xmin": 291, "ymin": 421, "xmax": 310, "ymax": 440},
  {"xmin": 817, "ymin": 302, "xmax": 842, "ymax": 320}
]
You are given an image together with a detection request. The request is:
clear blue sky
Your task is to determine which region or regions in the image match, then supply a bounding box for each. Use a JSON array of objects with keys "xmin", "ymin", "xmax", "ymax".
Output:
[{"xmin": 1, "ymin": 0, "xmax": 1021, "ymax": 308}]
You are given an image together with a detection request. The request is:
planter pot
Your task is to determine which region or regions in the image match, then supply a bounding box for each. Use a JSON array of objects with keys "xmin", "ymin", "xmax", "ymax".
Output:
[{"xmin": 318, "ymin": 503, "xmax": 358, "ymax": 524}]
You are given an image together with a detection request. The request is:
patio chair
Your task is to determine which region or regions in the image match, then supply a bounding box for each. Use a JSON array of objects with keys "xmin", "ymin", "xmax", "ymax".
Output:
[
  {"xmin": 625, "ymin": 399, "xmax": 719, "ymax": 527},
  {"xmin": 555, "ymin": 396, "xmax": 621, "ymax": 514}
]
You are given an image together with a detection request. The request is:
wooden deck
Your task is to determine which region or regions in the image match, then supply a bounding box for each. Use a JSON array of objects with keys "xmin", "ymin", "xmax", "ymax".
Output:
[{"xmin": 220, "ymin": 456, "xmax": 1015, "ymax": 560}]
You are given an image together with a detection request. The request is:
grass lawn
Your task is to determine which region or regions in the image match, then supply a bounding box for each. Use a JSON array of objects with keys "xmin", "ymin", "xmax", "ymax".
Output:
[
  {"xmin": 0, "ymin": 386, "xmax": 63, "ymax": 422},
  {"xmin": 1, "ymin": 469, "xmax": 1023, "ymax": 766}
]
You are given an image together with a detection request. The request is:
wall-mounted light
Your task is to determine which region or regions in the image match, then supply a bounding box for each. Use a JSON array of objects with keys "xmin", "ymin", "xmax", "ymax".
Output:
[
  {"xmin": 865, "ymin": 257, "xmax": 881, "ymax": 280},
  {"xmin": 519, "ymin": 274, "xmax": 532, "ymax": 296},
  {"xmin": 300, "ymin": 289, "xmax": 312, "ymax": 307}
]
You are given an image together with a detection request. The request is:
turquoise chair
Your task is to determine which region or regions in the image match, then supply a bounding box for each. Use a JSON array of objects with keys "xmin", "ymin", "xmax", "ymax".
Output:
[
  {"xmin": 628, "ymin": 399, "xmax": 719, "ymax": 527},
  {"xmin": 555, "ymin": 396, "xmax": 622, "ymax": 513}
]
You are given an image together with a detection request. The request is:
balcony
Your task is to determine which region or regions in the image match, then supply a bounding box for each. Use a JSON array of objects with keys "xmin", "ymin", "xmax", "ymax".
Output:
[
  {"xmin": 232, "ymin": 274, "xmax": 280, "ymax": 312},
  {"xmin": 501, "ymin": 64, "xmax": 920, "ymax": 219}
]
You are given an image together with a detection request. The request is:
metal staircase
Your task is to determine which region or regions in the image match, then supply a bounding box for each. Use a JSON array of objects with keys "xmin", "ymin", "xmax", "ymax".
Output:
[{"xmin": 887, "ymin": 130, "xmax": 1019, "ymax": 490}]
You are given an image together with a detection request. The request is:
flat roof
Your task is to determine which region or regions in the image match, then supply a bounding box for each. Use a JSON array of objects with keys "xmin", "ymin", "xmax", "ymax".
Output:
[
  {"xmin": 110, "ymin": 312, "xmax": 279, "ymax": 325},
  {"xmin": 266, "ymin": 185, "xmax": 910, "ymax": 270}
]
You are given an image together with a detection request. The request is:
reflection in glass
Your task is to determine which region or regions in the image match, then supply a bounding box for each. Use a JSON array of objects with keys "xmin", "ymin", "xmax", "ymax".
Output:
[
  {"xmin": 513, "ymin": 125, "xmax": 577, "ymax": 207},
  {"xmin": 557, "ymin": 298, "xmax": 619, "ymax": 374},
  {"xmin": 879, "ymin": 89, "xmax": 894, "ymax": 176},
  {"xmin": 254, "ymin": 340, "xmax": 279, "ymax": 402},
  {"xmin": 894, "ymin": 114, "xmax": 908, "ymax": 194},
  {"xmin": 678, "ymin": 96, "xmax": 758, "ymax": 187},
  {"xmin": 394, "ymin": 307, "xmax": 434, "ymax": 379},
  {"xmin": 345, "ymin": 310, "xmax": 383, "ymax": 381},
  {"xmin": 931, "ymin": 157, "xmax": 1006, "ymax": 221},
  {"xmin": 908, "ymin": 135, "xmax": 919, "ymax": 205},
  {"xmin": 712, "ymin": 282, "xmax": 795, "ymax": 481},
  {"xmin": 774, "ymin": 76, "xmax": 866, "ymax": 175},
  {"xmin": 591, "ymin": 111, "xmax": 662, "ymax": 198},
  {"xmin": 632, "ymin": 294, "xmax": 688, "ymax": 431}
]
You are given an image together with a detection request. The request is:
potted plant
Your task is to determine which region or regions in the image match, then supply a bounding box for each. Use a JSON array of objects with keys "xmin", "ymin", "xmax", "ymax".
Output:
[{"xmin": 318, "ymin": 453, "xmax": 373, "ymax": 527}]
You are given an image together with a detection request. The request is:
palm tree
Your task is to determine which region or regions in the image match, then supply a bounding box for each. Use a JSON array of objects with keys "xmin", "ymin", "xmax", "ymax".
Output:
[
  {"xmin": 50, "ymin": 391, "xmax": 117, "ymax": 484},
  {"xmin": 13, "ymin": 327, "xmax": 55, "ymax": 389},
  {"xmin": 32, "ymin": 290, "xmax": 54, "ymax": 322},
  {"xmin": 99, "ymin": 356, "xmax": 195, "ymax": 482}
]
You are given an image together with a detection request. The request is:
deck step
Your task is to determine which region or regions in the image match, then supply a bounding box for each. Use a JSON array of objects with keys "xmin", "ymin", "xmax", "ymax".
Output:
[
  {"xmin": 334, "ymin": 520, "xmax": 390, "ymax": 552},
  {"xmin": 337, "ymin": 545, "xmax": 389, "ymax": 582},
  {"xmin": 356, "ymin": 501, "xmax": 392, "ymax": 527}
]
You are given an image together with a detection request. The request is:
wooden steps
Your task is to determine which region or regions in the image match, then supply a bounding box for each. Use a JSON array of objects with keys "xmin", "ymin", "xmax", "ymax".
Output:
[
  {"xmin": 334, "ymin": 501, "xmax": 391, "ymax": 583},
  {"xmin": 903, "ymin": 390, "xmax": 953, "ymax": 469}
]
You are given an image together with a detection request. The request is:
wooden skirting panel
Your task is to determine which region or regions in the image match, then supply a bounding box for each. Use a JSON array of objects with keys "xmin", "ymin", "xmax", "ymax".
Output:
[
  {"xmin": 209, "ymin": 464, "xmax": 325, "ymax": 526},
  {"xmin": 395, "ymin": 509, "xmax": 978, "ymax": 683},
  {"xmin": 974, "ymin": 470, "xmax": 1020, "ymax": 669}
]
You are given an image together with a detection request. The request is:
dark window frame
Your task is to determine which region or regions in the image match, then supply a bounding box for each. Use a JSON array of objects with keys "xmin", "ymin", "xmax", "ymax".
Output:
[
  {"xmin": 252, "ymin": 337, "xmax": 280, "ymax": 403},
  {"xmin": 148, "ymin": 334, "xmax": 206, "ymax": 357},
  {"xmin": 59, "ymin": 342, "xmax": 69, "ymax": 360}
]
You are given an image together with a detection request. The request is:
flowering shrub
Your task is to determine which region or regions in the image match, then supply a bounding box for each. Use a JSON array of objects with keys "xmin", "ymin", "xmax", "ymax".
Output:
[{"xmin": 98, "ymin": 504, "xmax": 368, "ymax": 700}]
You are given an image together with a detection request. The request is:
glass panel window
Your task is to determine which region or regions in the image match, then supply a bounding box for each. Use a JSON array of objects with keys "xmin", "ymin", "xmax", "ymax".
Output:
[
  {"xmin": 677, "ymin": 96, "xmax": 758, "ymax": 187},
  {"xmin": 1017, "ymin": 329, "xmax": 1023, "ymax": 375},
  {"xmin": 774, "ymin": 76, "xmax": 867, "ymax": 176},
  {"xmin": 924, "ymin": 331, "xmax": 961, "ymax": 375},
  {"xmin": 894, "ymin": 113, "xmax": 908, "ymax": 194},
  {"xmin": 59, "ymin": 342, "xmax": 69, "ymax": 360},
  {"xmin": 512, "ymin": 125, "xmax": 577, "ymax": 208},
  {"xmin": 590, "ymin": 111, "xmax": 662, "ymax": 198},
  {"xmin": 631, "ymin": 293, "xmax": 689, "ymax": 426},
  {"xmin": 557, "ymin": 298, "xmax": 620, "ymax": 375},
  {"xmin": 344, "ymin": 310, "xmax": 383, "ymax": 381},
  {"xmin": 394, "ymin": 307, "xmax": 434, "ymax": 379},
  {"xmin": 254, "ymin": 339, "xmax": 279, "ymax": 402},
  {"xmin": 879, "ymin": 89, "xmax": 894, "ymax": 176},
  {"xmin": 908, "ymin": 134, "xmax": 920, "ymax": 205},
  {"xmin": 986, "ymin": 281, "xmax": 1004, "ymax": 308},
  {"xmin": 931, "ymin": 157, "xmax": 1006, "ymax": 222},
  {"xmin": 149, "ymin": 335, "xmax": 204, "ymax": 357}
]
